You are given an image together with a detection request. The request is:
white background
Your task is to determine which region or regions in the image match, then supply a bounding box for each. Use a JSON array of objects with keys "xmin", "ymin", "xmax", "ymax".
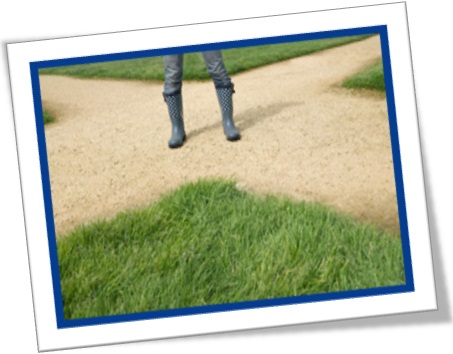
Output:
[{"xmin": 1, "ymin": 1, "xmax": 451, "ymax": 353}]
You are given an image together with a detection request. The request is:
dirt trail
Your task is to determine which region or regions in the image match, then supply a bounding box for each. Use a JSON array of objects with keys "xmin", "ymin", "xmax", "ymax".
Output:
[{"xmin": 40, "ymin": 36, "xmax": 400, "ymax": 237}]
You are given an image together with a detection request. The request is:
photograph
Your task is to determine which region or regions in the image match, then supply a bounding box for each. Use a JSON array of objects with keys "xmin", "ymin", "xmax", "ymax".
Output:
[
  {"xmin": 5, "ymin": 3, "xmax": 439, "ymax": 351},
  {"xmin": 34, "ymin": 27, "xmax": 409, "ymax": 325}
]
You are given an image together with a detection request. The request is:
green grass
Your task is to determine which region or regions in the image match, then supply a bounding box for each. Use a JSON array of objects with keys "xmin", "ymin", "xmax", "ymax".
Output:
[
  {"xmin": 43, "ymin": 109, "xmax": 55, "ymax": 124},
  {"xmin": 343, "ymin": 59, "xmax": 386, "ymax": 91},
  {"xmin": 39, "ymin": 35, "xmax": 373, "ymax": 81},
  {"xmin": 57, "ymin": 179, "xmax": 405, "ymax": 320}
]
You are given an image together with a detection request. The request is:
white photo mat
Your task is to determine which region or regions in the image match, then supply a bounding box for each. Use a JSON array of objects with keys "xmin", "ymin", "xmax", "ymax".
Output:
[{"xmin": 7, "ymin": 2, "xmax": 436, "ymax": 351}]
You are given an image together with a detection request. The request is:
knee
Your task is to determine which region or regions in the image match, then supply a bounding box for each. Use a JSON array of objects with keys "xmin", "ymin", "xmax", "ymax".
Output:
[
  {"xmin": 209, "ymin": 65, "xmax": 232, "ymax": 89},
  {"xmin": 164, "ymin": 68, "xmax": 183, "ymax": 95},
  {"xmin": 165, "ymin": 66, "xmax": 182, "ymax": 84}
]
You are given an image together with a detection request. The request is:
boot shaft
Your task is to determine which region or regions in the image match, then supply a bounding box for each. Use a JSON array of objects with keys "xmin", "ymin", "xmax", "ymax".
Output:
[
  {"xmin": 164, "ymin": 93, "xmax": 186, "ymax": 148},
  {"xmin": 215, "ymin": 87, "xmax": 240, "ymax": 141}
]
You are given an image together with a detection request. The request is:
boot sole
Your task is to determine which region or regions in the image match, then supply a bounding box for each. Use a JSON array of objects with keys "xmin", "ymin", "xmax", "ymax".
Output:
[{"xmin": 226, "ymin": 134, "xmax": 241, "ymax": 142}]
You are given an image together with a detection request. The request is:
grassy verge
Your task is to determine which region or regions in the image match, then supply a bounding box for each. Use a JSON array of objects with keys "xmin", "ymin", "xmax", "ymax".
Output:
[
  {"xmin": 343, "ymin": 59, "xmax": 385, "ymax": 91},
  {"xmin": 57, "ymin": 179, "xmax": 405, "ymax": 320},
  {"xmin": 43, "ymin": 109, "xmax": 55, "ymax": 124},
  {"xmin": 40, "ymin": 35, "xmax": 373, "ymax": 81}
]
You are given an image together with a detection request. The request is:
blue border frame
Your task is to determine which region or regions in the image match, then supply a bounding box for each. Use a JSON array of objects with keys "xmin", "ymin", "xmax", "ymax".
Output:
[{"xmin": 29, "ymin": 25, "xmax": 414, "ymax": 329}]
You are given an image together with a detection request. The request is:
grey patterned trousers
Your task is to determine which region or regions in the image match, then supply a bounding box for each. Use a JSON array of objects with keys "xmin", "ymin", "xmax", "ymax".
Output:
[{"xmin": 163, "ymin": 50, "xmax": 233, "ymax": 96}]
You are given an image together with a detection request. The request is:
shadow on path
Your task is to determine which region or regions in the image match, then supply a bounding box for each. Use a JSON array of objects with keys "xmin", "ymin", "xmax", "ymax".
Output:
[{"xmin": 187, "ymin": 101, "xmax": 302, "ymax": 139}]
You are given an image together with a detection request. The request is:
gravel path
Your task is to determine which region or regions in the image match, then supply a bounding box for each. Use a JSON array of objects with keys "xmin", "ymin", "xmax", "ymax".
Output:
[{"xmin": 40, "ymin": 35, "xmax": 399, "ymax": 237}]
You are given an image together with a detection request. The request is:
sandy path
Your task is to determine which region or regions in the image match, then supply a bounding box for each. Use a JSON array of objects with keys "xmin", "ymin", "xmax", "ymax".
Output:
[{"xmin": 40, "ymin": 35, "xmax": 400, "ymax": 237}]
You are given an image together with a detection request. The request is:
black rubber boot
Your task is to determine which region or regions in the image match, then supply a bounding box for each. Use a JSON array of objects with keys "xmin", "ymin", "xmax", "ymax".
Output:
[
  {"xmin": 216, "ymin": 87, "xmax": 240, "ymax": 141},
  {"xmin": 164, "ymin": 93, "xmax": 186, "ymax": 148}
]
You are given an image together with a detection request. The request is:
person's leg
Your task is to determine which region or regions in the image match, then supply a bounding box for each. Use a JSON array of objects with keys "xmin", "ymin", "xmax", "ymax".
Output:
[
  {"xmin": 202, "ymin": 51, "xmax": 240, "ymax": 141},
  {"xmin": 202, "ymin": 50, "xmax": 233, "ymax": 89},
  {"xmin": 163, "ymin": 54, "xmax": 184, "ymax": 95},
  {"xmin": 163, "ymin": 54, "xmax": 186, "ymax": 148}
]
